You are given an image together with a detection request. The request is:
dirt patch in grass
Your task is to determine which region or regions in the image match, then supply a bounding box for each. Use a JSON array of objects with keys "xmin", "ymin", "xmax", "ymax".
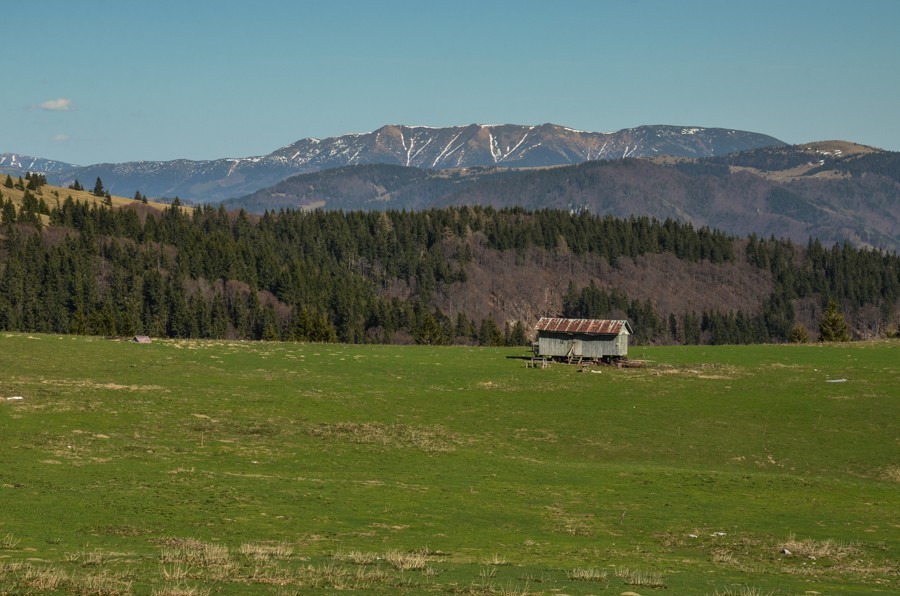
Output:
[
  {"xmin": 475, "ymin": 380, "xmax": 514, "ymax": 392},
  {"xmin": 881, "ymin": 466, "xmax": 900, "ymax": 483},
  {"xmin": 513, "ymin": 428, "xmax": 558, "ymax": 443},
  {"xmin": 636, "ymin": 363, "xmax": 742, "ymax": 381},
  {"xmin": 546, "ymin": 504, "xmax": 595, "ymax": 537},
  {"xmin": 308, "ymin": 422, "xmax": 469, "ymax": 452},
  {"xmin": 656, "ymin": 530, "xmax": 898, "ymax": 584},
  {"xmin": 40, "ymin": 379, "xmax": 166, "ymax": 392}
]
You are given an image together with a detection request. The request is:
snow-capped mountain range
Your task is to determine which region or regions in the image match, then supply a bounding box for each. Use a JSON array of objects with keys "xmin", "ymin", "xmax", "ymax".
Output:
[
  {"xmin": 0, "ymin": 153, "xmax": 78, "ymax": 175},
  {"xmin": 1, "ymin": 123, "xmax": 785, "ymax": 203}
]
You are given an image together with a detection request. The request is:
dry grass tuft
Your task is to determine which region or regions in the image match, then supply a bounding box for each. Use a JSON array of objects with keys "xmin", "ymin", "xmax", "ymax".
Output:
[
  {"xmin": 333, "ymin": 550, "xmax": 379, "ymax": 565},
  {"xmin": 293, "ymin": 561, "xmax": 362, "ymax": 591},
  {"xmin": 713, "ymin": 586, "xmax": 775, "ymax": 596},
  {"xmin": 65, "ymin": 548, "xmax": 107, "ymax": 567},
  {"xmin": 309, "ymin": 421, "xmax": 467, "ymax": 452},
  {"xmin": 384, "ymin": 549, "xmax": 429, "ymax": 570},
  {"xmin": 240, "ymin": 541, "xmax": 294, "ymax": 562},
  {"xmin": 483, "ymin": 553, "xmax": 510, "ymax": 566},
  {"xmin": 71, "ymin": 569, "xmax": 133, "ymax": 595},
  {"xmin": 566, "ymin": 567, "xmax": 608, "ymax": 582},
  {"xmin": 0, "ymin": 562, "xmax": 69, "ymax": 591},
  {"xmin": 414, "ymin": 545, "xmax": 450, "ymax": 557},
  {"xmin": 0, "ymin": 533, "xmax": 20, "ymax": 549},
  {"xmin": 153, "ymin": 583, "xmax": 212, "ymax": 596},
  {"xmin": 478, "ymin": 565, "xmax": 497, "ymax": 579},
  {"xmin": 615, "ymin": 566, "xmax": 666, "ymax": 588},
  {"xmin": 249, "ymin": 564, "xmax": 295, "ymax": 586},
  {"xmin": 159, "ymin": 538, "xmax": 231, "ymax": 568},
  {"xmin": 161, "ymin": 563, "xmax": 192, "ymax": 582},
  {"xmin": 497, "ymin": 582, "xmax": 533, "ymax": 596},
  {"xmin": 352, "ymin": 565, "xmax": 395, "ymax": 586},
  {"xmin": 711, "ymin": 547, "xmax": 736, "ymax": 565},
  {"xmin": 776, "ymin": 533, "xmax": 900, "ymax": 580},
  {"xmin": 781, "ymin": 533, "xmax": 862, "ymax": 559}
]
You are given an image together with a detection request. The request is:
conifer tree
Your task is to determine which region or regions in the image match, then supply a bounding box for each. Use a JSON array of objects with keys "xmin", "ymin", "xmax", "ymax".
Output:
[
  {"xmin": 507, "ymin": 320, "xmax": 528, "ymax": 346},
  {"xmin": 1, "ymin": 198, "xmax": 16, "ymax": 225},
  {"xmin": 819, "ymin": 299, "xmax": 850, "ymax": 342},
  {"xmin": 415, "ymin": 310, "xmax": 446, "ymax": 345},
  {"xmin": 788, "ymin": 324, "xmax": 809, "ymax": 343},
  {"xmin": 478, "ymin": 317, "xmax": 503, "ymax": 346}
]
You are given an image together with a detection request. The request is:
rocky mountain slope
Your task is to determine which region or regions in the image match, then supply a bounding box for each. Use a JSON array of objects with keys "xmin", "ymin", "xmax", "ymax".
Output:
[{"xmin": 1, "ymin": 124, "xmax": 785, "ymax": 203}]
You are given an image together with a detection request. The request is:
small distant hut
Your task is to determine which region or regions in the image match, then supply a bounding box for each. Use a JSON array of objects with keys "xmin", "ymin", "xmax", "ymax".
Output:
[
  {"xmin": 534, "ymin": 318, "xmax": 633, "ymax": 363},
  {"xmin": 132, "ymin": 335, "xmax": 152, "ymax": 344}
]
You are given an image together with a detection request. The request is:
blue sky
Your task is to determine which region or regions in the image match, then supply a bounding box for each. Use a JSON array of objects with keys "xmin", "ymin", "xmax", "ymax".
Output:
[{"xmin": 5, "ymin": 0, "xmax": 899, "ymax": 165}]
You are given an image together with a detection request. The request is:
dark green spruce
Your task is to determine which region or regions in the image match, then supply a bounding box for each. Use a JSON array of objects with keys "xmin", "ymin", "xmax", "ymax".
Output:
[{"xmin": 0, "ymin": 199, "xmax": 898, "ymax": 345}]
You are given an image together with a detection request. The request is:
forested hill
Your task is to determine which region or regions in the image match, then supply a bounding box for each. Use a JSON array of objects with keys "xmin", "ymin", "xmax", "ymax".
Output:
[
  {"xmin": 227, "ymin": 148, "xmax": 900, "ymax": 253},
  {"xmin": 2, "ymin": 185, "xmax": 898, "ymax": 345}
]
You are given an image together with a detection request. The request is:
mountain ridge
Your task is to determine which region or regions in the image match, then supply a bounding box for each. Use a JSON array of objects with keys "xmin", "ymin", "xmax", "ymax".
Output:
[{"xmin": 1, "ymin": 123, "xmax": 786, "ymax": 203}]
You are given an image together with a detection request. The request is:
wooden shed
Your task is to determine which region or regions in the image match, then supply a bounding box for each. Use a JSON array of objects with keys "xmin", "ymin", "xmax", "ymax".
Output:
[{"xmin": 534, "ymin": 318, "xmax": 633, "ymax": 363}]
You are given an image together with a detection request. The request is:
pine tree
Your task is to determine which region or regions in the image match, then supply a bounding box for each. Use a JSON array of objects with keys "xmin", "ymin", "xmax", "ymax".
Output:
[
  {"xmin": 788, "ymin": 324, "xmax": 809, "ymax": 344},
  {"xmin": 1, "ymin": 198, "xmax": 16, "ymax": 225},
  {"xmin": 818, "ymin": 299, "xmax": 850, "ymax": 342},
  {"xmin": 507, "ymin": 320, "xmax": 528, "ymax": 346},
  {"xmin": 415, "ymin": 310, "xmax": 447, "ymax": 345},
  {"xmin": 478, "ymin": 317, "xmax": 503, "ymax": 346}
]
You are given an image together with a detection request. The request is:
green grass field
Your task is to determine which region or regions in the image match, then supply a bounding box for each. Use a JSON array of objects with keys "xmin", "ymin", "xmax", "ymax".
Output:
[{"xmin": 0, "ymin": 334, "xmax": 897, "ymax": 594}]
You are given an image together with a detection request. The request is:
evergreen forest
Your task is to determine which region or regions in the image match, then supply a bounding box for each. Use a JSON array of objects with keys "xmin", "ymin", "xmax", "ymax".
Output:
[{"xmin": 1, "ymin": 184, "xmax": 898, "ymax": 346}]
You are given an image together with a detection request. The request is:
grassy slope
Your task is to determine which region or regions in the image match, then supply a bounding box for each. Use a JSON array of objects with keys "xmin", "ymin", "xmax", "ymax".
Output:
[
  {"xmin": 1, "ymin": 181, "xmax": 181, "ymax": 214},
  {"xmin": 0, "ymin": 335, "xmax": 897, "ymax": 594}
]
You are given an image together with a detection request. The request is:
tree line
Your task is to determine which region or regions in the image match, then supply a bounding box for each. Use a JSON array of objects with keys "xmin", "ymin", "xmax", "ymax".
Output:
[{"xmin": 0, "ymin": 192, "xmax": 898, "ymax": 345}]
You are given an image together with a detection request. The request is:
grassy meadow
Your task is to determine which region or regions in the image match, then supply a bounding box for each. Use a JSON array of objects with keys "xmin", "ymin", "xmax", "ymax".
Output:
[
  {"xmin": 0, "ymin": 333, "xmax": 897, "ymax": 594},
  {"xmin": 3, "ymin": 181, "xmax": 184, "ymax": 215}
]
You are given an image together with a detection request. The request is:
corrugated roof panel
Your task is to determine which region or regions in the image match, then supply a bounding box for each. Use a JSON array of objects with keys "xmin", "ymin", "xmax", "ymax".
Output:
[{"xmin": 535, "ymin": 317, "xmax": 631, "ymax": 335}]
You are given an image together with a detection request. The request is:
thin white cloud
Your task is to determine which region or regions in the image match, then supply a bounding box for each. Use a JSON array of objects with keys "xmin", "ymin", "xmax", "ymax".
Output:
[
  {"xmin": 52, "ymin": 134, "xmax": 70, "ymax": 142},
  {"xmin": 38, "ymin": 98, "xmax": 73, "ymax": 111}
]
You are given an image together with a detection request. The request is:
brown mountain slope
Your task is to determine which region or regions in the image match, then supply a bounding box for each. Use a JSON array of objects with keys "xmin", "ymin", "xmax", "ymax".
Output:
[{"xmin": 422, "ymin": 242, "xmax": 774, "ymax": 328}]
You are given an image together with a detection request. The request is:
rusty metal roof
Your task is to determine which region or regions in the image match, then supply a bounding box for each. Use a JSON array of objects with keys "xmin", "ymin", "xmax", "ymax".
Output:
[{"xmin": 535, "ymin": 318, "xmax": 633, "ymax": 336}]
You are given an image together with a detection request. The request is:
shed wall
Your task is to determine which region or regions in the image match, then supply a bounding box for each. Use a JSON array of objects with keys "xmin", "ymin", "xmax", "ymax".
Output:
[{"xmin": 537, "ymin": 331, "xmax": 628, "ymax": 358}]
